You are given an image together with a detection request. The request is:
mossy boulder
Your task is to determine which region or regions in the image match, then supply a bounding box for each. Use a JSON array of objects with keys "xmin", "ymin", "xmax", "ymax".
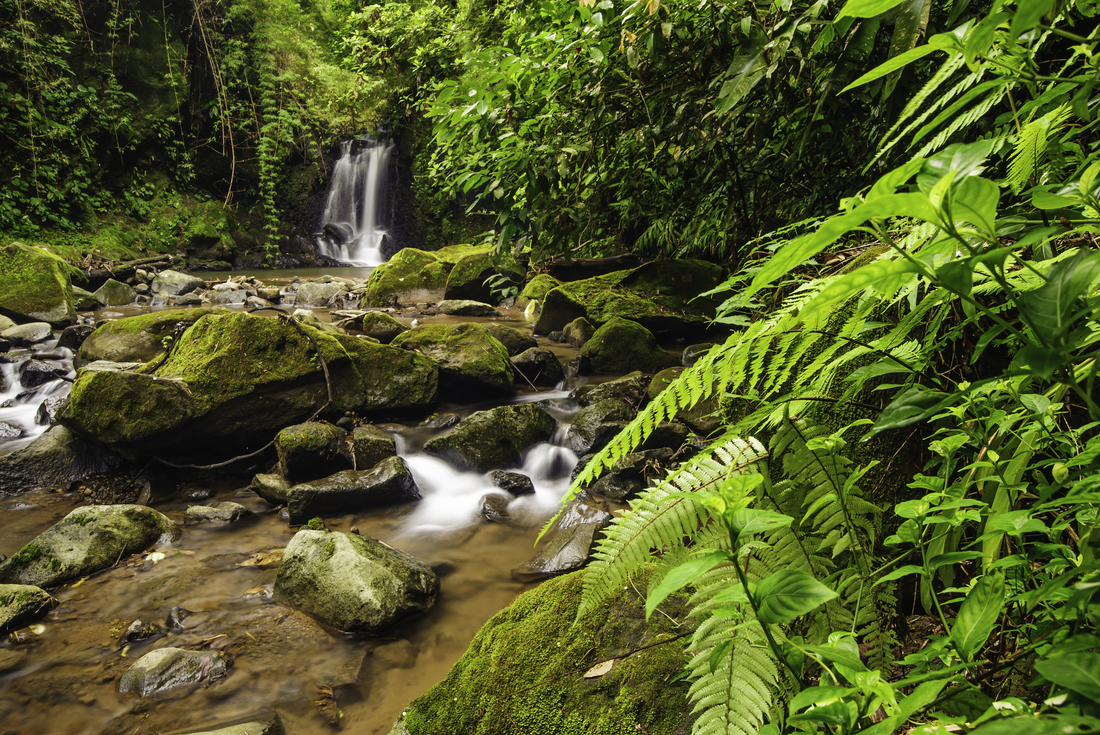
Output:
[
  {"xmin": 437, "ymin": 299, "xmax": 499, "ymax": 317},
  {"xmin": 391, "ymin": 322, "xmax": 513, "ymax": 398},
  {"xmin": 362, "ymin": 245, "xmax": 494, "ymax": 306},
  {"xmin": 569, "ymin": 398, "xmax": 635, "ymax": 455},
  {"xmin": 515, "ymin": 274, "xmax": 561, "ymax": 311},
  {"xmin": 484, "ymin": 324, "xmax": 537, "ymax": 356},
  {"xmin": 78, "ymin": 309, "xmax": 214, "ymax": 364},
  {"xmin": 286, "ymin": 456, "xmax": 420, "ymax": 523},
  {"xmin": 250, "ymin": 473, "xmax": 291, "ymax": 506},
  {"xmin": 0, "ymin": 504, "xmax": 180, "ymax": 588},
  {"xmin": 276, "ymin": 422, "xmax": 350, "ymax": 482},
  {"xmin": 563, "ymin": 317, "xmax": 595, "ymax": 348},
  {"xmin": 394, "ymin": 567, "xmax": 692, "ymax": 735},
  {"xmin": 0, "ymin": 425, "xmax": 126, "ymax": 497},
  {"xmin": 63, "ymin": 312, "xmax": 438, "ymax": 460},
  {"xmin": 350, "ymin": 424, "xmax": 397, "ymax": 469},
  {"xmin": 424, "ymin": 404, "xmax": 556, "ymax": 472},
  {"xmin": 273, "ymin": 530, "xmax": 439, "ymax": 633},
  {"xmin": 335, "ymin": 311, "xmax": 407, "ymax": 343},
  {"xmin": 511, "ymin": 347, "xmax": 564, "ymax": 387},
  {"xmin": 533, "ymin": 259, "xmax": 724, "ymax": 335},
  {"xmin": 572, "ymin": 372, "xmax": 649, "ymax": 408},
  {"xmin": 576, "ymin": 318, "xmax": 678, "ymax": 374},
  {"xmin": 93, "ymin": 279, "xmax": 137, "ymax": 306},
  {"xmin": 444, "ymin": 248, "xmax": 523, "ymax": 303},
  {"xmin": 0, "ymin": 242, "xmax": 76, "ymax": 326},
  {"xmin": 0, "ymin": 585, "xmax": 56, "ymax": 633}
]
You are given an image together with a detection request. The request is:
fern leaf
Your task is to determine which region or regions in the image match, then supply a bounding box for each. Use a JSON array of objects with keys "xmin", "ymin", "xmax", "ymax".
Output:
[{"xmin": 1007, "ymin": 102, "xmax": 1073, "ymax": 193}]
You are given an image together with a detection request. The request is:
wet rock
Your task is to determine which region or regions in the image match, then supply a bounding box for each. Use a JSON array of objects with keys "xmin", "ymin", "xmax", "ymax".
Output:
[
  {"xmin": 181, "ymin": 484, "xmax": 214, "ymax": 501},
  {"xmin": 293, "ymin": 281, "xmax": 345, "ymax": 307},
  {"xmin": 514, "ymin": 274, "xmax": 562, "ymax": 312},
  {"xmin": 250, "ymin": 473, "xmax": 291, "ymax": 506},
  {"xmin": 63, "ymin": 312, "xmax": 439, "ymax": 462},
  {"xmin": 391, "ymin": 322, "xmax": 513, "ymax": 398},
  {"xmin": 0, "ymin": 425, "xmax": 126, "ymax": 497},
  {"xmin": 171, "ymin": 712, "xmax": 286, "ymax": 735},
  {"xmin": 175, "ymin": 292, "xmax": 203, "ymax": 306},
  {"xmin": 78, "ymin": 309, "xmax": 213, "ymax": 364},
  {"xmin": 150, "ymin": 270, "xmax": 204, "ymax": 298},
  {"xmin": 165, "ymin": 606, "xmax": 192, "ymax": 630},
  {"xmin": 639, "ymin": 422, "xmax": 691, "ymax": 451},
  {"xmin": 71, "ymin": 286, "xmax": 100, "ymax": 311},
  {"xmin": 185, "ymin": 502, "xmax": 253, "ymax": 523},
  {"xmin": 286, "ymin": 456, "xmax": 420, "ymax": 523},
  {"xmin": 35, "ymin": 395, "xmax": 68, "ymax": 426},
  {"xmin": 489, "ymin": 470, "xmax": 535, "ymax": 496},
  {"xmin": 0, "ymin": 422, "xmax": 23, "ymax": 439},
  {"xmin": 576, "ymin": 317, "xmax": 678, "ymax": 374},
  {"xmin": 204, "ymin": 289, "xmax": 248, "ymax": 305},
  {"xmin": 511, "ymin": 347, "xmax": 564, "ymax": 387},
  {"xmin": 569, "ymin": 398, "xmax": 634, "ymax": 455},
  {"xmin": 424, "ymin": 404, "xmax": 555, "ymax": 472},
  {"xmin": 256, "ymin": 287, "xmax": 281, "ymax": 302},
  {"xmin": 563, "ymin": 317, "xmax": 595, "ymax": 348},
  {"xmin": 572, "ymin": 371, "xmax": 649, "ymax": 408},
  {"xmin": 479, "ymin": 493, "xmax": 511, "ymax": 522},
  {"xmin": 0, "ymin": 648, "xmax": 25, "ymax": 674},
  {"xmin": 648, "ymin": 366, "xmax": 721, "ymax": 435},
  {"xmin": 0, "ymin": 242, "xmax": 76, "ymax": 326},
  {"xmin": 588, "ymin": 473, "xmax": 645, "ymax": 502},
  {"xmin": 275, "ymin": 422, "xmax": 350, "ymax": 483},
  {"xmin": 511, "ymin": 521, "xmax": 604, "ymax": 582},
  {"xmin": 291, "ymin": 309, "xmax": 345, "ymax": 335},
  {"xmin": 118, "ymin": 647, "xmax": 227, "ymax": 697},
  {"xmin": 0, "ymin": 504, "xmax": 180, "ymax": 588},
  {"xmin": 118, "ymin": 619, "xmax": 161, "ymax": 646},
  {"xmin": 93, "ymin": 279, "xmax": 137, "ymax": 306},
  {"xmin": 612, "ymin": 448, "xmax": 675, "ymax": 480},
  {"xmin": 0, "ymin": 584, "xmax": 56, "ymax": 632},
  {"xmin": 0, "ymin": 315, "xmax": 14, "ymax": 332},
  {"xmin": 2, "ymin": 322, "xmax": 52, "ymax": 347},
  {"xmin": 682, "ymin": 342, "xmax": 714, "ymax": 367},
  {"xmin": 273, "ymin": 529, "xmax": 439, "ymax": 633},
  {"xmin": 437, "ymin": 300, "xmax": 499, "ymax": 317},
  {"xmin": 244, "ymin": 295, "xmax": 271, "ymax": 309},
  {"xmin": 333, "ymin": 310, "xmax": 407, "ymax": 343},
  {"xmin": 331, "ymin": 650, "xmax": 369, "ymax": 704},
  {"xmin": 57, "ymin": 323, "xmax": 95, "ymax": 351},
  {"xmin": 19, "ymin": 359, "xmax": 66, "ymax": 387},
  {"xmin": 350, "ymin": 424, "xmax": 397, "ymax": 470},
  {"xmin": 547, "ymin": 330, "xmax": 565, "ymax": 343}
]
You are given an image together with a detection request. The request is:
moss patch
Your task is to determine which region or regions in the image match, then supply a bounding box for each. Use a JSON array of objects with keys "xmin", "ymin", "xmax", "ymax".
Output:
[
  {"xmin": 400, "ymin": 567, "xmax": 692, "ymax": 735},
  {"xmin": 0, "ymin": 242, "xmax": 76, "ymax": 324},
  {"xmin": 362, "ymin": 245, "xmax": 495, "ymax": 306}
]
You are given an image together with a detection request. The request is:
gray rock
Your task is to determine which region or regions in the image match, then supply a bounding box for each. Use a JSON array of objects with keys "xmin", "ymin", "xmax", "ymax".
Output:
[
  {"xmin": 275, "ymin": 422, "xmax": 350, "ymax": 482},
  {"xmin": 286, "ymin": 456, "xmax": 420, "ymax": 523},
  {"xmin": 0, "ymin": 504, "xmax": 180, "ymax": 588},
  {"xmin": 436, "ymin": 300, "xmax": 500, "ymax": 317},
  {"xmin": 350, "ymin": 424, "xmax": 397, "ymax": 470},
  {"xmin": 648, "ymin": 366, "xmax": 721, "ymax": 435},
  {"xmin": 563, "ymin": 317, "xmax": 596, "ymax": 348},
  {"xmin": 424, "ymin": 404, "xmax": 556, "ymax": 472},
  {"xmin": 511, "ymin": 347, "xmax": 564, "ymax": 387},
  {"xmin": 0, "ymin": 584, "xmax": 56, "ymax": 632},
  {"xmin": 0, "ymin": 425, "xmax": 126, "ymax": 497},
  {"xmin": 484, "ymin": 324, "xmax": 537, "ymax": 356},
  {"xmin": 480, "ymin": 493, "xmax": 511, "ymax": 522},
  {"xmin": 1, "ymin": 322, "xmax": 52, "ymax": 346},
  {"xmin": 334, "ymin": 311, "xmax": 407, "ymax": 343},
  {"xmin": 204, "ymin": 289, "xmax": 248, "ymax": 305},
  {"xmin": 511, "ymin": 519, "xmax": 606, "ymax": 582},
  {"xmin": 71, "ymin": 286, "xmax": 100, "ymax": 311},
  {"xmin": 185, "ymin": 502, "xmax": 253, "ymax": 523},
  {"xmin": 291, "ymin": 309, "xmax": 345, "ymax": 335},
  {"xmin": 118, "ymin": 619, "xmax": 161, "ymax": 646},
  {"xmin": 175, "ymin": 292, "xmax": 202, "ymax": 306},
  {"xmin": 572, "ymin": 371, "xmax": 649, "ymax": 407},
  {"xmin": 151, "ymin": 270, "xmax": 204, "ymax": 297},
  {"xmin": 250, "ymin": 473, "xmax": 291, "ymax": 506},
  {"xmin": 169, "ymin": 712, "xmax": 285, "ymax": 735},
  {"xmin": 588, "ymin": 473, "xmax": 645, "ymax": 501},
  {"xmin": 0, "ymin": 315, "xmax": 17, "ymax": 332},
  {"xmin": 93, "ymin": 279, "xmax": 137, "ymax": 306},
  {"xmin": 57, "ymin": 324, "xmax": 95, "ymax": 351},
  {"xmin": 0, "ymin": 422, "xmax": 23, "ymax": 439},
  {"xmin": 569, "ymin": 398, "xmax": 634, "ymax": 454},
  {"xmin": 118, "ymin": 647, "xmax": 227, "ymax": 697},
  {"xmin": 19, "ymin": 359, "xmax": 65, "ymax": 387},
  {"xmin": 273, "ymin": 530, "xmax": 439, "ymax": 633},
  {"xmin": 35, "ymin": 395, "xmax": 68, "ymax": 426},
  {"xmin": 682, "ymin": 343, "xmax": 714, "ymax": 367},
  {"xmin": 488, "ymin": 470, "xmax": 535, "ymax": 496},
  {"xmin": 293, "ymin": 282, "xmax": 345, "ymax": 307}
]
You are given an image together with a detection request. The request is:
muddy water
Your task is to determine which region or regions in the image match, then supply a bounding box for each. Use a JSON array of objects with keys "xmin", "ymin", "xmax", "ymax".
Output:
[{"xmin": 0, "ymin": 280, "xmax": 636, "ymax": 735}]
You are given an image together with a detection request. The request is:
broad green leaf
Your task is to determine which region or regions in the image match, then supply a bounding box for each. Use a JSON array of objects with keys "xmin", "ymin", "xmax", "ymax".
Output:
[
  {"xmin": 836, "ymin": 0, "xmax": 906, "ymax": 18},
  {"xmin": 1010, "ymin": 345, "xmax": 1071, "ymax": 380},
  {"xmin": 991, "ymin": 510, "xmax": 1048, "ymax": 535},
  {"xmin": 917, "ymin": 141, "xmax": 994, "ymax": 193},
  {"xmin": 1036, "ymin": 652, "xmax": 1100, "ymax": 701},
  {"xmin": 755, "ymin": 569, "xmax": 837, "ymax": 624},
  {"xmin": 841, "ymin": 44, "xmax": 939, "ymax": 93},
  {"xmin": 716, "ymin": 30, "xmax": 769, "ymax": 115},
  {"xmin": 874, "ymin": 564, "xmax": 926, "ymax": 586},
  {"xmin": 1017, "ymin": 250, "xmax": 1100, "ymax": 344},
  {"xmin": 1009, "ymin": 0, "xmax": 1055, "ymax": 42},
  {"xmin": 1032, "ymin": 189, "xmax": 1078, "ymax": 209},
  {"xmin": 857, "ymin": 680, "xmax": 950, "ymax": 735},
  {"xmin": 802, "ymin": 643, "xmax": 867, "ymax": 671},
  {"xmin": 646, "ymin": 550, "xmax": 729, "ymax": 619},
  {"xmin": 790, "ymin": 685, "xmax": 853, "ymax": 712},
  {"xmin": 970, "ymin": 716, "xmax": 1100, "ymax": 735},
  {"xmin": 936, "ymin": 259, "xmax": 973, "ymax": 297},
  {"xmin": 871, "ymin": 385, "xmax": 956, "ymax": 434},
  {"xmin": 1020, "ymin": 393, "xmax": 1052, "ymax": 414},
  {"xmin": 953, "ymin": 176, "xmax": 1000, "ymax": 234},
  {"xmin": 708, "ymin": 638, "xmax": 735, "ymax": 673},
  {"xmin": 928, "ymin": 551, "xmax": 983, "ymax": 569},
  {"xmin": 880, "ymin": 0, "xmax": 933, "ymax": 99},
  {"xmin": 952, "ymin": 572, "xmax": 1005, "ymax": 660},
  {"xmin": 788, "ymin": 701, "xmax": 852, "ymax": 728},
  {"xmin": 728, "ymin": 509, "xmax": 793, "ymax": 542}
]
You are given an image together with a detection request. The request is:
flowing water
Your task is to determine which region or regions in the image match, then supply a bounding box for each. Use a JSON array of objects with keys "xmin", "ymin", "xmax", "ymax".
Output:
[
  {"xmin": 315, "ymin": 136, "xmax": 396, "ymax": 267},
  {"xmin": 0, "ymin": 289, "xmax": 617, "ymax": 735}
]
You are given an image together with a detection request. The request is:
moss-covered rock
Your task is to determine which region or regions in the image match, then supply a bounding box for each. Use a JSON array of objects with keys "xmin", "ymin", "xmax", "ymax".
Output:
[
  {"xmin": 78, "ymin": 308, "xmax": 214, "ymax": 364},
  {"xmin": 362, "ymin": 245, "xmax": 494, "ymax": 306},
  {"xmin": 0, "ymin": 504, "xmax": 180, "ymax": 588},
  {"xmin": 437, "ymin": 299, "xmax": 499, "ymax": 317},
  {"xmin": 572, "ymin": 372, "xmax": 649, "ymax": 408},
  {"xmin": 350, "ymin": 424, "xmax": 397, "ymax": 469},
  {"xmin": 424, "ymin": 404, "xmax": 556, "ymax": 472},
  {"xmin": 0, "ymin": 242, "xmax": 76, "ymax": 326},
  {"xmin": 391, "ymin": 322, "xmax": 512, "ymax": 398},
  {"xmin": 276, "ymin": 422, "xmax": 350, "ymax": 482},
  {"xmin": 444, "ymin": 248, "xmax": 523, "ymax": 303},
  {"xmin": 395, "ymin": 567, "xmax": 692, "ymax": 735},
  {"xmin": 273, "ymin": 529, "xmax": 438, "ymax": 633},
  {"xmin": 63, "ymin": 312, "xmax": 438, "ymax": 460},
  {"xmin": 515, "ymin": 274, "xmax": 561, "ymax": 311},
  {"xmin": 577, "ymin": 318, "xmax": 678, "ymax": 374},
  {"xmin": 286, "ymin": 456, "xmax": 420, "ymax": 522},
  {"xmin": 484, "ymin": 324, "xmax": 537, "ymax": 356},
  {"xmin": 0, "ymin": 584, "xmax": 56, "ymax": 633},
  {"xmin": 250, "ymin": 473, "xmax": 292, "ymax": 506},
  {"xmin": 533, "ymin": 259, "xmax": 724, "ymax": 335},
  {"xmin": 335, "ymin": 311, "xmax": 408, "ymax": 343},
  {"xmin": 563, "ymin": 317, "xmax": 595, "ymax": 348},
  {"xmin": 569, "ymin": 398, "xmax": 635, "ymax": 455}
]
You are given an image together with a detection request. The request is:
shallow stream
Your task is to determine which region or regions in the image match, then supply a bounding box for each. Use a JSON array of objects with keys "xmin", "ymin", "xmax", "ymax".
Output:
[{"xmin": 0, "ymin": 270, "xmax": 626, "ymax": 735}]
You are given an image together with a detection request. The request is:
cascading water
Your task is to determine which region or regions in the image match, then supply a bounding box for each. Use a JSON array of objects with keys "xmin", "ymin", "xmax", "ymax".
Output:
[{"xmin": 316, "ymin": 134, "xmax": 396, "ymax": 266}]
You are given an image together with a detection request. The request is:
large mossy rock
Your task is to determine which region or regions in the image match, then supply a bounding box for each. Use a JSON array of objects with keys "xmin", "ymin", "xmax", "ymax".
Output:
[
  {"xmin": 273, "ymin": 530, "xmax": 438, "ymax": 633},
  {"xmin": 362, "ymin": 245, "xmax": 494, "ymax": 306},
  {"xmin": 0, "ymin": 242, "xmax": 77, "ymax": 327},
  {"xmin": 392, "ymin": 568, "xmax": 692, "ymax": 735},
  {"xmin": 0, "ymin": 585, "xmax": 56, "ymax": 633},
  {"xmin": 78, "ymin": 309, "xmax": 214, "ymax": 365},
  {"xmin": 576, "ymin": 317, "xmax": 678, "ymax": 374},
  {"xmin": 515, "ymin": 274, "xmax": 561, "ymax": 312},
  {"xmin": 62, "ymin": 312, "xmax": 438, "ymax": 460},
  {"xmin": 423, "ymin": 404, "xmax": 556, "ymax": 472},
  {"xmin": 569, "ymin": 398, "xmax": 635, "ymax": 454},
  {"xmin": 391, "ymin": 323, "xmax": 513, "ymax": 398},
  {"xmin": 0, "ymin": 505, "xmax": 180, "ymax": 588},
  {"xmin": 275, "ymin": 422, "xmax": 350, "ymax": 482},
  {"xmin": 443, "ymin": 248, "xmax": 523, "ymax": 303},
  {"xmin": 533, "ymin": 259, "xmax": 724, "ymax": 335},
  {"xmin": 0, "ymin": 425, "xmax": 126, "ymax": 497},
  {"xmin": 286, "ymin": 456, "xmax": 420, "ymax": 523}
]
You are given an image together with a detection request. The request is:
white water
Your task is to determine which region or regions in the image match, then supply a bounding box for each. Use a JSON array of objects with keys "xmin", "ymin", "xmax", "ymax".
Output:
[
  {"xmin": 0, "ymin": 337, "xmax": 74, "ymax": 455},
  {"xmin": 317, "ymin": 135, "xmax": 396, "ymax": 266}
]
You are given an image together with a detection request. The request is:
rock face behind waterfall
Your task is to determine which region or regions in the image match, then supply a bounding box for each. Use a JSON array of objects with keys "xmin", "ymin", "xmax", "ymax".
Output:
[
  {"xmin": 62, "ymin": 312, "xmax": 439, "ymax": 460},
  {"xmin": 274, "ymin": 530, "xmax": 438, "ymax": 633}
]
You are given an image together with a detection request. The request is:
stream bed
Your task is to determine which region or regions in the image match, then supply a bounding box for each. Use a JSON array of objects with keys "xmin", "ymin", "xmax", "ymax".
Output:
[{"xmin": 0, "ymin": 278, "xmax": 614, "ymax": 735}]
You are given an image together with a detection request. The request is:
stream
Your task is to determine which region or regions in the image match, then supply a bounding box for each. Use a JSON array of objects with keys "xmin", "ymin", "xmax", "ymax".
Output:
[{"xmin": 0, "ymin": 270, "xmax": 617, "ymax": 735}]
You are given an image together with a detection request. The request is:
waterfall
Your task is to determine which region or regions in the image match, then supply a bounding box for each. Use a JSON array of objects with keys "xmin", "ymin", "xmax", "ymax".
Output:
[{"xmin": 316, "ymin": 134, "xmax": 395, "ymax": 266}]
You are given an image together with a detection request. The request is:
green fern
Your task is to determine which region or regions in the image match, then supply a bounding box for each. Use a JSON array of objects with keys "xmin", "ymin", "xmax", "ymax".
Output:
[{"xmin": 1007, "ymin": 103, "xmax": 1073, "ymax": 193}]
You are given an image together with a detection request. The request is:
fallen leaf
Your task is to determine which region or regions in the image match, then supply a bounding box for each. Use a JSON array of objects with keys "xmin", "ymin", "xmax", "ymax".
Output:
[{"xmin": 584, "ymin": 660, "xmax": 614, "ymax": 678}]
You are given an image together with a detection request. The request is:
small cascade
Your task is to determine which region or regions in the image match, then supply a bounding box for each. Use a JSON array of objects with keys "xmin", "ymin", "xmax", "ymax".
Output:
[
  {"xmin": 0, "ymin": 338, "xmax": 74, "ymax": 454},
  {"xmin": 315, "ymin": 134, "xmax": 396, "ymax": 266}
]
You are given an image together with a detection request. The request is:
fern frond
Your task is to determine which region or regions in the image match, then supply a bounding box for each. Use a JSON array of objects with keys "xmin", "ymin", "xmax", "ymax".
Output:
[
  {"xmin": 912, "ymin": 86, "xmax": 1009, "ymax": 159},
  {"xmin": 1007, "ymin": 102, "xmax": 1073, "ymax": 193},
  {"xmin": 687, "ymin": 620, "xmax": 778, "ymax": 735}
]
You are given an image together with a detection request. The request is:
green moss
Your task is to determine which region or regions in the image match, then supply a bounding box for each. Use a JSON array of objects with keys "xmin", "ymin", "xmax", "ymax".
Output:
[
  {"xmin": 0, "ymin": 242, "xmax": 76, "ymax": 323},
  {"xmin": 516, "ymin": 274, "xmax": 561, "ymax": 308},
  {"xmin": 305, "ymin": 518, "xmax": 326, "ymax": 531},
  {"xmin": 401, "ymin": 567, "xmax": 692, "ymax": 735},
  {"xmin": 362, "ymin": 245, "xmax": 496, "ymax": 306},
  {"xmin": 9, "ymin": 544, "xmax": 41, "ymax": 569}
]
